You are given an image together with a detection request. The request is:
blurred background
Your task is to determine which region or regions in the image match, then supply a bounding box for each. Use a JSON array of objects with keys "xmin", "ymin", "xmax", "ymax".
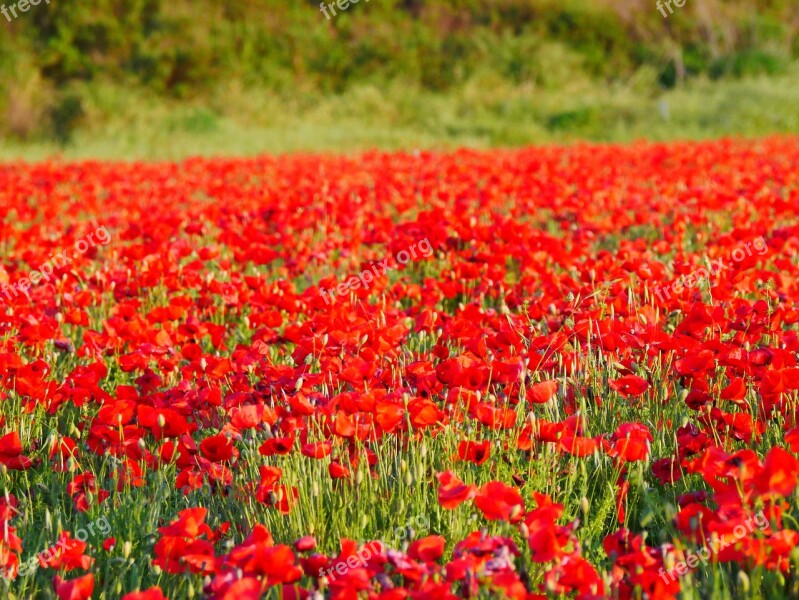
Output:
[{"xmin": 0, "ymin": 0, "xmax": 797, "ymax": 160}]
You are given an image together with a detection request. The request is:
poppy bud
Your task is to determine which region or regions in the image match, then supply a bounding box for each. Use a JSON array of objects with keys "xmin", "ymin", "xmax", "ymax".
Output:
[
  {"xmin": 404, "ymin": 472, "xmax": 413, "ymax": 487},
  {"xmin": 545, "ymin": 577, "xmax": 558, "ymax": 594},
  {"xmin": 138, "ymin": 438, "xmax": 146, "ymax": 451},
  {"xmin": 640, "ymin": 510, "xmax": 653, "ymax": 527},
  {"xmin": 519, "ymin": 523, "xmax": 529, "ymax": 539},
  {"xmin": 295, "ymin": 377, "xmax": 304, "ymax": 392},
  {"xmin": 158, "ymin": 414, "xmax": 166, "ymax": 429},
  {"xmin": 123, "ymin": 541, "xmax": 132, "ymax": 558},
  {"xmin": 200, "ymin": 357, "xmax": 207, "ymax": 371},
  {"xmin": 580, "ymin": 497, "xmax": 590, "ymax": 517},
  {"xmin": 665, "ymin": 503, "xmax": 677, "ymax": 521},
  {"xmin": 737, "ymin": 571, "xmax": 750, "ymax": 592}
]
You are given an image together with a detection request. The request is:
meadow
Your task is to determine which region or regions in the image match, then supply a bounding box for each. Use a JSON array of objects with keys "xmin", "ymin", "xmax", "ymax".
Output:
[
  {"xmin": 2, "ymin": 2, "xmax": 799, "ymax": 598},
  {"xmin": 0, "ymin": 137, "xmax": 798, "ymax": 599}
]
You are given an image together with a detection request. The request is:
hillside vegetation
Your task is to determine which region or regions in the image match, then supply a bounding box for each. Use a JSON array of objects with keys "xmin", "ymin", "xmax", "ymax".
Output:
[{"xmin": 0, "ymin": 0, "xmax": 797, "ymax": 155}]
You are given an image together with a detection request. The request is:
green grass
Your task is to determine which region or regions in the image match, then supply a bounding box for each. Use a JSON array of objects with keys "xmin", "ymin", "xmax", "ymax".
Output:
[{"xmin": 2, "ymin": 68, "xmax": 799, "ymax": 161}]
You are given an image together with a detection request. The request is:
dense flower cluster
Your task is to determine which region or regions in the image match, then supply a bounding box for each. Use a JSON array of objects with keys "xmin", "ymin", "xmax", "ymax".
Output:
[{"xmin": 0, "ymin": 138, "xmax": 798, "ymax": 598}]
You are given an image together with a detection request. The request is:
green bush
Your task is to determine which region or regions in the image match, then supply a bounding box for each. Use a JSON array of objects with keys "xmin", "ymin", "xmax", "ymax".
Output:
[{"xmin": 710, "ymin": 50, "xmax": 786, "ymax": 79}]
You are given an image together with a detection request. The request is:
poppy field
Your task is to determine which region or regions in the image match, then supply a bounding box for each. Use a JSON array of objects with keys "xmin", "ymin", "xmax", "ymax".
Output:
[{"xmin": 1, "ymin": 137, "xmax": 799, "ymax": 599}]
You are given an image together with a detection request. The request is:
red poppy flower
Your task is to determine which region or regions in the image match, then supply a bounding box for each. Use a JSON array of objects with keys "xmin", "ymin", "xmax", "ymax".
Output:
[
  {"xmin": 408, "ymin": 535, "xmax": 446, "ymax": 562},
  {"xmin": 608, "ymin": 423, "xmax": 652, "ymax": 463},
  {"xmin": 294, "ymin": 536, "xmax": 316, "ymax": 552},
  {"xmin": 474, "ymin": 481, "xmax": 524, "ymax": 522},
  {"xmin": 200, "ymin": 434, "xmax": 237, "ymax": 462},
  {"xmin": 259, "ymin": 437, "xmax": 295, "ymax": 456},
  {"xmin": 437, "ymin": 470, "xmax": 476, "ymax": 509},
  {"xmin": 158, "ymin": 507, "xmax": 212, "ymax": 538},
  {"xmin": 528, "ymin": 380, "xmax": 558, "ymax": 404},
  {"xmin": 608, "ymin": 374, "xmax": 650, "ymax": 398},
  {"xmin": 301, "ymin": 440, "xmax": 333, "ymax": 459},
  {"xmin": 41, "ymin": 533, "xmax": 92, "ymax": 571},
  {"xmin": 0, "ymin": 432, "xmax": 33, "ymax": 470},
  {"xmin": 755, "ymin": 447, "xmax": 799, "ymax": 497},
  {"xmin": 457, "ymin": 440, "xmax": 491, "ymax": 465},
  {"xmin": 121, "ymin": 587, "xmax": 168, "ymax": 600},
  {"xmin": 53, "ymin": 574, "xmax": 94, "ymax": 600}
]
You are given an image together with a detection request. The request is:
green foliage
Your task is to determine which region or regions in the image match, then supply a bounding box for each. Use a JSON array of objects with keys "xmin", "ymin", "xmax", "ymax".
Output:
[
  {"xmin": 4, "ymin": 0, "xmax": 798, "ymax": 93},
  {"xmin": 0, "ymin": 0, "xmax": 797, "ymax": 144},
  {"xmin": 49, "ymin": 92, "xmax": 84, "ymax": 144},
  {"xmin": 710, "ymin": 50, "xmax": 786, "ymax": 79}
]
